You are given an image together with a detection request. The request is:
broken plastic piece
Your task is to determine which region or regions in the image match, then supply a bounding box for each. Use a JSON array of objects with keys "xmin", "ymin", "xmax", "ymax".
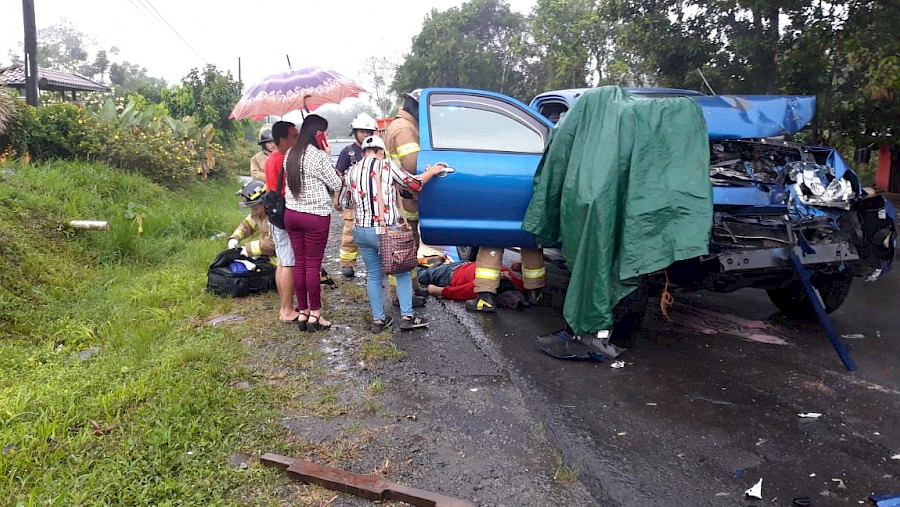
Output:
[
  {"xmin": 610, "ymin": 360, "xmax": 626, "ymax": 369},
  {"xmin": 745, "ymin": 478, "xmax": 763, "ymax": 499},
  {"xmin": 891, "ymin": 454, "xmax": 900, "ymax": 460},
  {"xmin": 798, "ymin": 413, "xmax": 823, "ymax": 418}
]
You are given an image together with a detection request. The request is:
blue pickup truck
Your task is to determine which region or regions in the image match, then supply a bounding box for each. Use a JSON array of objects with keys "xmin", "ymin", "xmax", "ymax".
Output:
[{"xmin": 415, "ymin": 87, "xmax": 896, "ymax": 325}]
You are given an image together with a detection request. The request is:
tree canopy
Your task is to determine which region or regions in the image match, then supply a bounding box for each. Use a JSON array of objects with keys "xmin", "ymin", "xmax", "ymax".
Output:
[{"xmin": 392, "ymin": 0, "xmax": 898, "ymax": 147}]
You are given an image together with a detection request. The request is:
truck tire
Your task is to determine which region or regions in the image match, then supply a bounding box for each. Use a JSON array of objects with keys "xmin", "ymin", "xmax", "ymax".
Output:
[
  {"xmin": 765, "ymin": 272, "xmax": 853, "ymax": 317},
  {"xmin": 609, "ymin": 276, "xmax": 650, "ymax": 348},
  {"xmin": 456, "ymin": 246, "xmax": 479, "ymax": 262}
]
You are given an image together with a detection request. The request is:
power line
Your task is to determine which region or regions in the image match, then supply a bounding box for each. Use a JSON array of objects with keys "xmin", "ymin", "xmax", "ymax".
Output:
[{"xmin": 129, "ymin": 0, "xmax": 207, "ymax": 64}]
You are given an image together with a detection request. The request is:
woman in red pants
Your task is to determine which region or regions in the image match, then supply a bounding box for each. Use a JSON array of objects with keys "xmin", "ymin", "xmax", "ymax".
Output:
[{"xmin": 283, "ymin": 114, "xmax": 342, "ymax": 331}]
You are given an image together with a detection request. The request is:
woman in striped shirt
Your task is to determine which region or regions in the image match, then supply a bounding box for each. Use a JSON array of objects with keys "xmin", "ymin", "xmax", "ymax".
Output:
[
  {"xmin": 283, "ymin": 114, "xmax": 343, "ymax": 331},
  {"xmin": 339, "ymin": 135, "xmax": 450, "ymax": 333}
]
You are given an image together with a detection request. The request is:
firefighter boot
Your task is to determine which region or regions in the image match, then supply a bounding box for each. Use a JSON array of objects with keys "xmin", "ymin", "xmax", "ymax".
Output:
[
  {"xmin": 526, "ymin": 288, "xmax": 544, "ymax": 306},
  {"xmin": 466, "ymin": 292, "xmax": 497, "ymax": 313}
]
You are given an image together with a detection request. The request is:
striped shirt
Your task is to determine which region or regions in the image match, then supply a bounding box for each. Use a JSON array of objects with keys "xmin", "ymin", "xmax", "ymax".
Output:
[
  {"xmin": 340, "ymin": 157, "xmax": 423, "ymax": 228},
  {"xmin": 284, "ymin": 146, "xmax": 342, "ymax": 217}
]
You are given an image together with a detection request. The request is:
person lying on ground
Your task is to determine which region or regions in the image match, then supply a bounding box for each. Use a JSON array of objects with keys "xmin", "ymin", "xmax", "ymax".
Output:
[{"xmin": 419, "ymin": 261, "xmax": 529, "ymax": 308}]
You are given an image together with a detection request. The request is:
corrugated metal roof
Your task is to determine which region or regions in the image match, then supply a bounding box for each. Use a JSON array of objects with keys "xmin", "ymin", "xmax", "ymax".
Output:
[{"xmin": 0, "ymin": 64, "xmax": 109, "ymax": 92}]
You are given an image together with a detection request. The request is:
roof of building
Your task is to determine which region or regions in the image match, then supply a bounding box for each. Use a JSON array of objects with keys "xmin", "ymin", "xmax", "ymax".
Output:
[{"xmin": 0, "ymin": 64, "xmax": 109, "ymax": 93}]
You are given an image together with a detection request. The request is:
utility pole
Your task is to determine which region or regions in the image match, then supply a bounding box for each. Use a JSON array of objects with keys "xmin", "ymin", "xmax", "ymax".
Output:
[{"xmin": 22, "ymin": 0, "xmax": 39, "ymax": 106}]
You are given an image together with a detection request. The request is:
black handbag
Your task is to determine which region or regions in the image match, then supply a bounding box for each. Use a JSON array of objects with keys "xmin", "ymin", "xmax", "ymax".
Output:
[{"xmin": 264, "ymin": 153, "xmax": 287, "ymax": 229}]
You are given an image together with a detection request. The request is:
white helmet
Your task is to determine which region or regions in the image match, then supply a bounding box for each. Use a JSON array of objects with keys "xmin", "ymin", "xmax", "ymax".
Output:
[{"xmin": 350, "ymin": 113, "xmax": 377, "ymax": 131}]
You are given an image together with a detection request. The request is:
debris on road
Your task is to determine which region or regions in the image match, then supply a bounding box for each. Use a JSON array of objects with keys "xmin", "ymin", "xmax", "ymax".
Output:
[
  {"xmin": 798, "ymin": 412, "xmax": 823, "ymax": 418},
  {"xmin": 260, "ymin": 453, "xmax": 477, "ymax": 507},
  {"xmin": 610, "ymin": 360, "xmax": 626, "ymax": 369},
  {"xmin": 891, "ymin": 454, "xmax": 900, "ymax": 460},
  {"xmin": 831, "ymin": 478, "xmax": 846, "ymax": 489},
  {"xmin": 841, "ymin": 333, "xmax": 865, "ymax": 340},
  {"xmin": 745, "ymin": 478, "xmax": 763, "ymax": 499}
]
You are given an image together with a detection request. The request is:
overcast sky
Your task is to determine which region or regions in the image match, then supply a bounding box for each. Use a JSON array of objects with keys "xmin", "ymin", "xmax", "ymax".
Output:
[{"xmin": 1, "ymin": 0, "xmax": 537, "ymax": 95}]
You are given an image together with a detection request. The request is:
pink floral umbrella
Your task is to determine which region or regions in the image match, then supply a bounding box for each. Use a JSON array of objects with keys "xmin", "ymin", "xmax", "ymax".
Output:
[{"xmin": 229, "ymin": 66, "xmax": 367, "ymax": 120}]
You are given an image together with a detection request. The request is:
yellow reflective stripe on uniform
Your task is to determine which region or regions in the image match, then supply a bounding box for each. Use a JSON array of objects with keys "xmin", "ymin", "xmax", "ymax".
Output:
[
  {"xmin": 339, "ymin": 249, "xmax": 358, "ymax": 261},
  {"xmin": 395, "ymin": 142, "xmax": 420, "ymax": 157},
  {"xmin": 387, "ymin": 150, "xmax": 401, "ymax": 160},
  {"xmin": 249, "ymin": 241, "xmax": 262, "ymax": 258},
  {"xmin": 475, "ymin": 268, "xmax": 501, "ymax": 281},
  {"xmin": 243, "ymin": 216, "xmax": 255, "ymax": 227},
  {"xmin": 400, "ymin": 209, "xmax": 419, "ymax": 220},
  {"xmin": 522, "ymin": 266, "xmax": 546, "ymax": 279}
]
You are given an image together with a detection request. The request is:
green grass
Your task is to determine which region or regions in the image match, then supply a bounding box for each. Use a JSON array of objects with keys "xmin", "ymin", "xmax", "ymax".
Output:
[{"xmin": 0, "ymin": 161, "xmax": 300, "ymax": 505}]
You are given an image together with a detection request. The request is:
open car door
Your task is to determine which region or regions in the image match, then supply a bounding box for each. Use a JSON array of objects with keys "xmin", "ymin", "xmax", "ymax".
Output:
[{"xmin": 417, "ymin": 89, "xmax": 553, "ymax": 248}]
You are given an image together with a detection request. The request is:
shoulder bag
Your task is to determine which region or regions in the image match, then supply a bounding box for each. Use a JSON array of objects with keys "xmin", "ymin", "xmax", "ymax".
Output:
[{"xmin": 376, "ymin": 161, "xmax": 418, "ymax": 275}]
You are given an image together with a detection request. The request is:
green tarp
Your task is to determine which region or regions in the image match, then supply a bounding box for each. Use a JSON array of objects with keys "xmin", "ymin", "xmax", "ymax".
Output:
[{"xmin": 522, "ymin": 86, "xmax": 713, "ymax": 334}]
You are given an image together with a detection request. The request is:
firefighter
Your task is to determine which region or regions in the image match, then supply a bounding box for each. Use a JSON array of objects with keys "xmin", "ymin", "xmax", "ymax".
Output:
[
  {"xmin": 334, "ymin": 113, "xmax": 378, "ymax": 278},
  {"xmin": 384, "ymin": 90, "xmax": 426, "ymax": 306},
  {"xmin": 466, "ymin": 247, "xmax": 545, "ymax": 312},
  {"xmin": 227, "ymin": 180, "xmax": 275, "ymax": 259},
  {"xmin": 250, "ymin": 124, "xmax": 276, "ymax": 182}
]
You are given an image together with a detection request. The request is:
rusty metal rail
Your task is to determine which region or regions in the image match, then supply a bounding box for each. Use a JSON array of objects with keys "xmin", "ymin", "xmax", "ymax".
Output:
[{"xmin": 261, "ymin": 453, "xmax": 477, "ymax": 507}]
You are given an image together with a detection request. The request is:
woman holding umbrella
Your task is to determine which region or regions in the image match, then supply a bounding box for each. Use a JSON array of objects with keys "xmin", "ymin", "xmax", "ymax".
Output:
[{"xmin": 283, "ymin": 114, "xmax": 342, "ymax": 331}]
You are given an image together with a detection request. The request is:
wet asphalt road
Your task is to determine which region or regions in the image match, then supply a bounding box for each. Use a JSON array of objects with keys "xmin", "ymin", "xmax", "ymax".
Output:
[{"xmin": 453, "ymin": 203, "xmax": 900, "ymax": 506}]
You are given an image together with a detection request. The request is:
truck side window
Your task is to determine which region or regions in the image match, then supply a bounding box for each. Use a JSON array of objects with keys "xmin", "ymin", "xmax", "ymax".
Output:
[{"xmin": 429, "ymin": 94, "xmax": 547, "ymax": 154}]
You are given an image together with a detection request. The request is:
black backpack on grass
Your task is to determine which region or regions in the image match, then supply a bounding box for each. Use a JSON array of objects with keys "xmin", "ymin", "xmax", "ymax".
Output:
[{"xmin": 206, "ymin": 248, "xmax": 276, "ymax": 297}]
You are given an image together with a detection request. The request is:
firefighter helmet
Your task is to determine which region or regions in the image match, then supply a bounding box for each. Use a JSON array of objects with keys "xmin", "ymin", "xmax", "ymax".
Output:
[
  {"xmin": 350, "ymin": 113, "xmax": 377, "ymax": 131},
  {"xmin": 403, "ymin": 89, "xmax": 421, "ymax": 104},
  {"xmin": 258, "ymin": 124, "xmax": 274, "ymax": 145},
  {"xmin": 236, "ymin": 180, "xmax": 267, "ymax": 207}
]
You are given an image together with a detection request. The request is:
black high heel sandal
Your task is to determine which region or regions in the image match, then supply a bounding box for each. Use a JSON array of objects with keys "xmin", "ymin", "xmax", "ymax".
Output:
[
  {"xmin": 306, "ymin": 315, "xmax": 332, "ymax": 332},
  {"xmin": 296, "ymin": 312, "xmax": 309, "ymax": 331}
]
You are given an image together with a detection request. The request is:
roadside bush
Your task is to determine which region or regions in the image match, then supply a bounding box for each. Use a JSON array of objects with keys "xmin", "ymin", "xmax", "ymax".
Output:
[
  {"xmin": 29, "ymin": 103, "xmax": 105, "ymax": 160},
  {"xmin": 97, "ymin": 124, "xmax": 195, "ymax": 185}
]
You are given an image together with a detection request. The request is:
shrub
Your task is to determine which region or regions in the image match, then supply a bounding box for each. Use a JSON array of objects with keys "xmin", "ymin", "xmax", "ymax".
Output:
[{"xmin": 97, "ymin": 125, "xmax": 195, "ymax": 185}]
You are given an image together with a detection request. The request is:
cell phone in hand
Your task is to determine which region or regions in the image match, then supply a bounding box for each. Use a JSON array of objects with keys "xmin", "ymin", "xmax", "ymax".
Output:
[{"xmin": 315, "ymin": 130, "xmax": 328, "ymax": 150}]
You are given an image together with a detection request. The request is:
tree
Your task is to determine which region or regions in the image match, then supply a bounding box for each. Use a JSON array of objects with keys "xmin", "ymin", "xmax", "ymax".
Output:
[
  {"xmin": 161, "ymin": 65, "xmax": 243, "ymax": 145},
  {"xmin": 361, "ymin": 56, "xmax": 398, "ymax": 116},
  {"xmin": 7, "ymin": 19, "xmax": 95, "ymax": 73},
  {"xmin": 109, "ymin": 61, "xmax": 167, "ymax": 102},
  {"xmin": 392, "ymin": 0, "xmax": 531, "ymax": 100},
  {"xmin": 530, "ymin": 0, "xmax": 602, "ymax": 89}
]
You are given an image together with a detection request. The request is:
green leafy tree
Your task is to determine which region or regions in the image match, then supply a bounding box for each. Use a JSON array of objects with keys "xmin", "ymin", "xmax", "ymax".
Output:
[
  {"xmin": 161, "ymin": 65, "xmax": 242, "ymax": 145},
  {"xmin": 530, "ymin": 0, "xmax": 602, "ymax": 89},
  {"xmin": 392, "ymin": 0, "xmax": 531, "ymax": 99},
  {"xmin": 109, "ymin": 61, "xmax": 167, "ymax": 102}
]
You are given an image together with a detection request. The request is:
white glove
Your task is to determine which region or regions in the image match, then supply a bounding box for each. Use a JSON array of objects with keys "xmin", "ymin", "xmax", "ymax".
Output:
[
  {"xmin": 240, "ymin": 246, "xmax": 249, "ymax": 258},
  {"xmin": 227, "ymin": 238, "xmax": 239, "ymax": 249}
]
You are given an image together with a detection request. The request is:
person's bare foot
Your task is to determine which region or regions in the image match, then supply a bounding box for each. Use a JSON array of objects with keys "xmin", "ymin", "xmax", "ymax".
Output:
[{"xmin": 279, "ymin": 311, "xmax": 301, "ymax": 322}]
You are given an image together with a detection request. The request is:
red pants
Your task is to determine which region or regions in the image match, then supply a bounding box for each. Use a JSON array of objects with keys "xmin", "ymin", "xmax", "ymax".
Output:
[{"xmin": 284, "ymin": 209, "xmax": 330, "ymax": 311}]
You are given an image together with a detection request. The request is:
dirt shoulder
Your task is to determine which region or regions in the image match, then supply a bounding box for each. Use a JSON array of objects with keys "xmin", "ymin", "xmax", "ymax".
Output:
[{"xmin": 230, "ymin": 216, "xmax": 594, "ymax": 506}]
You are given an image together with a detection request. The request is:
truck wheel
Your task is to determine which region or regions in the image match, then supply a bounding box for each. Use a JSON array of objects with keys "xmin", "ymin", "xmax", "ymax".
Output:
[
  {"xmin": 456, "ymin": 246, "xmax": 479, "ymax": 262},
  {"xmin": 765, "ymin": 272, "xmax": 853, "ymax": 316},
  {"xmin": 609, "ymin": 276, "xmax": 650, "ymax": 348}
]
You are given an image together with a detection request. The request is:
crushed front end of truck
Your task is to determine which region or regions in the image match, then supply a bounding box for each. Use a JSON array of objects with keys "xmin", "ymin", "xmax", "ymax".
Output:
[{"xmin": 672, "ymin": 138, "xmax": 896, "ymax": 314}]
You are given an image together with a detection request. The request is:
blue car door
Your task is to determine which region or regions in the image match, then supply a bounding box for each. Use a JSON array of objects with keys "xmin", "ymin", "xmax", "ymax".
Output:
[{"xmin": 417, "ymin": 89, "xmax": 553, "ymax": 248}]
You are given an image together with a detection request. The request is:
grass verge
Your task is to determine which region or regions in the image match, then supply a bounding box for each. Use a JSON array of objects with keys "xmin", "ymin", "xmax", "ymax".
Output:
[{"xmin": 0, "ymin": 161, "xmax": 301, "ymax": 505}]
